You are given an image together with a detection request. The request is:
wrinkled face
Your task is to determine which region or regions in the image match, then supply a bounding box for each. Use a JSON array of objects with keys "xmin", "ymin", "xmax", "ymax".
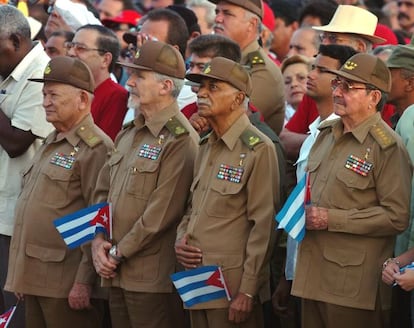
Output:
[
  {"xmin": 306, "ymin": 54, "xmax": 340, "ymax": 100},
  {"xmin": 196, "ymin": 77, "xmax": 239, "ymax": 119},
  {"xmin": 126, "ymin": 69, "xmax": 163, "ymax": 110},
  {"xmin": 45, "ymin": 35, "xmax": 69, "ymax": 58},
  {"xmin": 388, "ymin": 68, "xmax": 409, "ymax": 105},
  {"xmin": 213, "ymin": 2, "xmax": 250, "ymax": 46},
  {"xmin": 42, "ymin": 83, "xmax": 82, "ymax": 129},
  {"xmin": 97, "ymin": 0, "xmax": 123, "ymax": 21},
  {"xmin": 397, "ymin": 0, "xmax": 414, "ymax": 31},
  {"xmin": 283, "ymin": 62, "xmax": 308, "ymax": 109},
  {"xmin": 288, "ymin": 29, "xmax": 318, "ymax": 58}
]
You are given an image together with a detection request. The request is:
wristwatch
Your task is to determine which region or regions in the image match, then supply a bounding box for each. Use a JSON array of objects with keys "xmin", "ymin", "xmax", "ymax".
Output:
[{"xmin": 109, "ymin": 245, "xmax": 124, "ymax": 262}]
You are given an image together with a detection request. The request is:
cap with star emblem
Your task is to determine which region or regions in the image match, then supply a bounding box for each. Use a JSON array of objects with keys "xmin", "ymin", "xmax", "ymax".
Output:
[
  {"xmin": 28, "ymin": 56, "xmax": 95, "ymax": 93},
  {"xmin": 327, "ymin": 53, "xmax": 391, "ymax": 92},
  {"xmin": 185, "ymin": 56, "xmax": 252, "ymax": 96},
  {"xmin": 117, "ymin": 40, "xmax": 185, "ymax": 79}
]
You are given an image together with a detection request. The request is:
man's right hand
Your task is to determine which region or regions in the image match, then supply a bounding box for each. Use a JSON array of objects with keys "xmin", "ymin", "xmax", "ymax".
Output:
[
  {"xmin": 91, "ymin": 236, "xmax": 117, "ymax": 279},
  {"xmin": 272, "ymin": 275, "xmax": 292, "ymax": 317},
  {"xmin": 175, "ymin": 234, "xmax": 202, "ymax": 269}
]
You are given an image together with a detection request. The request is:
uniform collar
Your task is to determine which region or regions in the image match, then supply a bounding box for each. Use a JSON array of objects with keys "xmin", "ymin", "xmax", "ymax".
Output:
[
  {"xmin": 210, "ymin": 114, "xmax": 250, "ymax": 150},
  {"xmin": 241, "ymin": 40, "xmax": 260, "ymax": 61}
]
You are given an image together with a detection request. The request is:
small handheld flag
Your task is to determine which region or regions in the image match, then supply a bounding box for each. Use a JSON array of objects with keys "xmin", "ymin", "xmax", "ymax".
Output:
[
  {"xmin": 171, "ymin": 266, "xmax": 231, "ymax": 307},
  {"xmin": 0, "ymin": 306, "xmax": 16, "ymax": 328},
  {"xmin": 54, "ymin": 202, "xmax": 112, "ymax": 249},
  {"xmin": 276, "ymin": 173, "xmax": 310, "ymax": 242}
]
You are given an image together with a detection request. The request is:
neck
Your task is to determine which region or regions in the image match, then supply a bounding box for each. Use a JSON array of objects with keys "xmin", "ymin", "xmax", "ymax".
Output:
[
  {"xmin": 315, "ymin": 97, "xmax": 334, "ymax": 121},
  {"xmin": 393, "ymin": 96, "xmax": 414, "ymax": 116},
  {"xmin": 55, "ymin": 113, "xmax": 88, "ymax": 134},
  {"xmin": 140, "ymin": 99, "xmax": 174, "ymax": 122},
  {"xmin": 93, "ymin": 70, "xmax": 111, "ymax": 87},
  {"xmin": 208, "ymin": 109, "xmax": 244, "ymax": 137}
]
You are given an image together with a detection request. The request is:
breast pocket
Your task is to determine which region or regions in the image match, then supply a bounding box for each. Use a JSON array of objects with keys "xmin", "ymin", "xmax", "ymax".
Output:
[
  {"xmin": 126, "ymin": 160, "xmax": 160, "ymax": 200},
  {"xmin": 39, "ymin": 167, "xmax": 73, "ymax": 206},
  {"xmin": 321, "ymin": 247, "xmax": 365, "ymax": 298},
  {"xmin": 205, "ymin": 179, "xmax": 244, "ymax": 218}
]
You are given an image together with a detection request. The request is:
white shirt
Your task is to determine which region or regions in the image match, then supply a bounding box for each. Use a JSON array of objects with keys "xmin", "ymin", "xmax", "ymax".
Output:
[{"xmin": 0, "ymin": 42, "xmax": 53, "ymax": 236}]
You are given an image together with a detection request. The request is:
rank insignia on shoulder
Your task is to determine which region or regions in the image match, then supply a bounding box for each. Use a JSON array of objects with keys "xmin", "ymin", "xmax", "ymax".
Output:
[
  {"xmin": 240, "ymin": 129, "xmax": 263, "ymax": 149},
  {"xmin": 50, "ymin": 152, "xmax": 75, "ymax": 169},
  {"xmin": 248, "ymin": 51, "xmax": 265, "ymax": 66},
  {"xmin": 138, "ymin": 143, "xmax": 162, "ymax": 160},
  {"xmin": 370, "ymin": 124, "xmax": 396, "ymax": 149},
  {"xmin": 77, "ymin": 125, "xmax": 102, "ymax": 148},
  {"xmin": 166, "ymin": 117, "xmax": 188, "ymax": 137},
  {"xmin": 344, "ymin": 154, "xmax": 373, "ymax": 177},
  {"xmin": 217, "ymin": 164, "xmax": 244, "ymax": 183}
]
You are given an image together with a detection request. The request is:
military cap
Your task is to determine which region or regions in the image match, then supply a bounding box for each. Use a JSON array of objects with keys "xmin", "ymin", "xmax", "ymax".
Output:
[
  {"xmin": 328, "ymin": 53, "xmax": 391, "ymax": 93},
  {"xmin": 209, "ymin": 0, "xmax": 263, "ymax": 19},
  {"xmin": 28, "ymin": 56, "xmax": 95, "ymax": 93},
  {"xmin": 387, "ymin": 36, "xmax": 414, "ymax": 72},
  {"xmin": 118, "ymin": 40, "xmax": 186, "ymax": 79},
  {"xmin": 186, "ymin": 56, "xmax": 252, "ymax": 96}
]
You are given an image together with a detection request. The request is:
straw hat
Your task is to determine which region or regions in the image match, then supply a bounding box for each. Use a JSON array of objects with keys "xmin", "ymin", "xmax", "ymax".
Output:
[{"xmin": 313, "ymin": 5, "xmax": 385, "ymax": 44}]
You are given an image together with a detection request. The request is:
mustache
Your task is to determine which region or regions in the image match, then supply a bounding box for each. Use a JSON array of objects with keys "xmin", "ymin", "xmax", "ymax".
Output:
[
  {"xmin": 197, "ymin": 99, "xmax": 212, "ymax": 106},
  {"xmin": 213, "ymin": 23, "xmax": 225, "ymax": 31},
  {"xmin": 333, "ymin": 96, "xmax": 345, "ymax": 106},
  {"xmin": 398, "ymin": 12, "xmax": 410, "ymax": 20}
]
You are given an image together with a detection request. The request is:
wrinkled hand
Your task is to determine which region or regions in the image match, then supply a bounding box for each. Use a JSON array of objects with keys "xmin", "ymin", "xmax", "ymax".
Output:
[
  {"xmin": 14, "ymin": 293, "xmax": 24, "ymax": 301},
  {"xmin": 68, "ymin": 283, "xmax": 91, "ymax": 310},
  {"xmin": 228, "ymin": 293, "xmax": 253, "ymax": 323},
  {"xmin": 394, "ymin": 269, "xmax": 414, "ymax": 291},
  {"xmin": 189, "ymin": 113, "xmax": 210, "ymax": 134},
  {"xmin": 174, "ymin": 234, "xmax": 202, "ymax": 269},
  {"xmin": 272, "ymin": 276, "xmax": 292, "ymax": 317},
  {"xmin": 305, "ymin": 206, "xmax": 328, "ymax": 230},
  {"xmin": 91, "ymin": 237, "xmax": 117, "ymax": 279},
  {"xmin": 382, "ymin": 261, "xmax": 400, "ymax": 286}
]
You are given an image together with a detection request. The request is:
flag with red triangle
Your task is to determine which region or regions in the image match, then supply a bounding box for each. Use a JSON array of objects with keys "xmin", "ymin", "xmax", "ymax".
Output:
[{"xmin": 0, "ymin": 306, "xmax": 16, "ymax": 328}]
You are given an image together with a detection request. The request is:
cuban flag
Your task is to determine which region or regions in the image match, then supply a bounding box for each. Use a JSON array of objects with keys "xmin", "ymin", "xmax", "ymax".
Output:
[
  {"xmin": 276, "ymin": 173, "xmax": 311, "ymax": 242},
  {"xmin": 171, "ymin": 266, "xmax": 231, "ymax": 307},
  {"xmin": 0, "ymin": 306, "xmax": 16, "ymax": 328},
  {"xmin": 54, "ymin": 202, "xmax": 112, "ymax": 249}
]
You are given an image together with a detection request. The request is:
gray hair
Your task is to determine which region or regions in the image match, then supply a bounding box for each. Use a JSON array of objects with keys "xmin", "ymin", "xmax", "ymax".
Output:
[
  {"xmin": 154, "ymin": 72, "xmax": 184, "ymax": 99},
  {"xmin": 244, "ymin": 10, "xmax": 261, "ymax": 37},
  {"xmin": 187, "ymin": 0, "xmax": 216, "ymax": 31},
  {"xmin": 0, "ymin": 5, "xmax": 31, "ymax": 39}
]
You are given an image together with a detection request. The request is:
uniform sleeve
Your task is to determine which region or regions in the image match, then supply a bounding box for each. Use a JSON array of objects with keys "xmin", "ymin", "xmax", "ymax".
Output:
[
  {"xmin": 328, "ymin": 143, "xmax": 412, "ymax": 237},
  {"xmin": 239, "ymin": 142, "xmax": 280, "ymax": 295},
  {"xmin": 118, "ymin": 136, "xmax": 197, "ymax": 258}
]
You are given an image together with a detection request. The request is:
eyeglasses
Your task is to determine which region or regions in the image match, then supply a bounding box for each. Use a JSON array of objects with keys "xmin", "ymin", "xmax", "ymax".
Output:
[
  {"xmin": 331, "ymin": 78, "xmax": 375, "ymax": 93},
  {"xmin": 64, "ymin": 42, "xmax": 106, "ymax": 54},
  {"xmin": 319, "ymin": 32, "xmax": 352, "ymax": 44},
  {"xmin": 397, "ymin": 1, "xmax": 414, "ymax": 8}
]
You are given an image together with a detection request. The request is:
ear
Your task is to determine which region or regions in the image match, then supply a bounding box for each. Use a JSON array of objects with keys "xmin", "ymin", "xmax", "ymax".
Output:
[
  {"xmin": 78, "ymin": 90, "xmax": 91, "ymax": 111},
  {"xmin": 290, "ymin": 21, "xmax": 299, "ymax": 33},
  {"xmin": 231, "ymin": 91, "xmax": 245, "ymax": 110},
  {"xmin": 102, "ymin": 52, "xmax": 113, "ymax": 70},
  {"xmin": 406, "ymin": 76, "xmax": 414, "ymax": 92},
  {"xmin": 370, "ymin": 89, "xmax": 382, "ymax": 109},
  {"xmin": 189, "ymin": 31, "xmax": 201, "ymax": 41},
  {"xmin": 159, "ymin": 78, "xmax": 173, "ymax": 96},
  {"xmin": 9, "ymin": 33, "xmax": 21, "ymax": 51}
]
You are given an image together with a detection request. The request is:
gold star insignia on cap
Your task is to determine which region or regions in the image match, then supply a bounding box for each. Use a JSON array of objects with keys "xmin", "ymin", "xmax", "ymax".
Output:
[
  {"xmin": 203, "ymin": 64, "xmax": 211, "ymax": 74},
  {"xmin": 44, "ymin": 64, "xmax": 51, "ymax": 75},
  {"xmin": 344, "ymin": 61, "xmax": 357, "ymax": 70}
]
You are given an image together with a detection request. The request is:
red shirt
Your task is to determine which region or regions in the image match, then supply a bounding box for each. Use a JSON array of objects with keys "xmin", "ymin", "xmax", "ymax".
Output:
[{"xmin": 91, "ymin": 78, "xmax": 128, "ymax": 141}]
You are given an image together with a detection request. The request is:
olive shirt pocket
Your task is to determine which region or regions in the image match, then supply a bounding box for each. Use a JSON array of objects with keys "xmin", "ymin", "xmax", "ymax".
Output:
[
  {"xmin": 38, "ymin": 167, "xmax": 73, "ymax": 206},
  {"xmin": 321, "ymin": 247, "xmax": 365, "ymax": 298},
  {"xmin": 24, "ymin": 243, "xmax": 66, "ymax": 289},
  {"xmin": 126, "ymin": 159, "xmax": 160, "ymax": 200},
  {"xmin": 205, "ymin": 179, "xmax": 244, "ymax": 218}
]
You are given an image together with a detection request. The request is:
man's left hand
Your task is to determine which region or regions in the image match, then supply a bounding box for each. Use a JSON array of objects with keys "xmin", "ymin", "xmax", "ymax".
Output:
[
  {"xmin": 68, "ymin": 283, "xmax": 92, "ymax": 310},
  {"xmin": 228, "ymin": 293, "xmax": 253, "ymax": 323},
  {"xmin": 305, "ymin": 206, "xmax": 328, "ymax": 230}
]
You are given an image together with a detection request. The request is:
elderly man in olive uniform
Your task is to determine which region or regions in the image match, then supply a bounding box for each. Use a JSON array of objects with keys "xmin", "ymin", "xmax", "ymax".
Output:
[
  {"xmin": 91, "ymin": 41, "xmax": 199, "ymax": 328},
  {"xmin": 175, "ymin": 57, "xmax": 280, "ymax": 328},
  {"xmin": 5, "ymin": 56, "xmax": 114, "ymax": 328},
  {"xmin": 291, "ymin": 53, "xmax": 412, "ymax": 328},
  {"xmin": 210, "ymin": 0, "xmax": 285, "ymax": 135}
]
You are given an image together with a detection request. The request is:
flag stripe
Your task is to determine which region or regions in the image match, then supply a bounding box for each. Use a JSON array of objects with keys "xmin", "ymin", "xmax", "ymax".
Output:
[
  {"xmin": 183, "ymin": 290, "xmax": 227, "ymax": 307},
  {"xmin": 172, "ymin": 271, "xmax": 216, "ymax": 289}
]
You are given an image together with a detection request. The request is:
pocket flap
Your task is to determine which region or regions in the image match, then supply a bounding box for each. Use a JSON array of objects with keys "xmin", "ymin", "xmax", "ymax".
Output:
[
  {"xmin": 26, "ymin": 243, "xmax": 66, "ymax": 262},
  {"xmin": 306, "ymin": 158, "xmax": 322, "ymax": 173},
  {"xmin": 336, "ymin": 169, "xmax": 370, "ymax": 190},
  {"xmin": 43, "ymin": 167, "xmax": 72, "ymax": 182},
  {"xmin": 210, "ymin": 179, "xmax": 243, "ymax": 195},
  {"xmin": 137, "ymin": 160, "xmax": 159, "ymax": 173},
  {"xmin": 108, "ymin": 152, "xmax": 123, "ymax": 166},
  {"xmin": 323, "ymin": 247, "xmax": 365, "ymax": 267},
  {"xmin": 203, "ymin": 252, "xmax": 243, "ymax": 271}
]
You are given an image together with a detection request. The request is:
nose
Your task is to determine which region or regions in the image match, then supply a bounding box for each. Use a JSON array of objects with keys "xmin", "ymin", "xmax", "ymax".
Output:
[
  {"xmin": 67, "ymin": 47, "xmax": 77, "ymax": 57},
  {"xmin": 215, "ymin": 12, "xmax": 223, "ymax": 23}
]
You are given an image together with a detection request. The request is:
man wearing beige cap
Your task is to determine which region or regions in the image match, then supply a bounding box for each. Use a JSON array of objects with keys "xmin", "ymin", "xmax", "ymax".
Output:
[
  {"xmin": 4, "ymin": 56, "xmax": 114, "ymax": 327},
  {"xmin": 210, "ymin": 0, "xmax": 285, "ymax": 136},
  {"xmin": 91, "ymin": 41, "xmax": 199, "ymax": 328},
  {"xmin": 175, "ymin": 57, "xmax": 280, "ymax": 328},
  {"xmin": 291, "ymin": 53, "xmax": 412, "ymax": 327}
]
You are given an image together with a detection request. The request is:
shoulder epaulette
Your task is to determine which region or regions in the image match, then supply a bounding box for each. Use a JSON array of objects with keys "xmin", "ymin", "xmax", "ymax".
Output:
[
  {"xmin": 240, "ymin": 129, "xmax": 263, "ymax": 149},
  {"xmin": 76, "ymin": 125, "xmax": 102, "ymax": 148},
  {"xmin": 247, "ymin": 50, "xmax": 265, "ymax": 67},
  {"xmin": 199, "ymin": 131, "xmax": 212, "ymax": 145},
  {"xmin": 165, "ymin": 116, "xmax": 189, "ymax": 137},
  {"xmin": 369, "ymin": 124, "xmax": 396, "ymax": 149},
  {"xmin": 318, "ymin": 118, "xmax": 339, "ymax": 130}
]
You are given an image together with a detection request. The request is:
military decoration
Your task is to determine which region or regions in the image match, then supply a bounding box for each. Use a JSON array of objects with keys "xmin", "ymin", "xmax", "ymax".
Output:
[
  {"xmin": 138, "ymin": 143, "xmax": 162, "ymax": 160},
  {"xmin": 344, "ymin": 154, "xmax": 373, "ymax": 177},
  {"xmin": 50, "ymin": 152, "xmax": 75, "ymax": 169},
  {"xmin": 217, "ymin": 164, "xmax": 244, "ymax": 183}
]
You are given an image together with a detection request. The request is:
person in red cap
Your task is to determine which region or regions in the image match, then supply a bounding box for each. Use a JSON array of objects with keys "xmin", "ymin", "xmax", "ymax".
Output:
[{"xmin": 102, "ymin": 10, "xmax": 141, "ymax": 50}]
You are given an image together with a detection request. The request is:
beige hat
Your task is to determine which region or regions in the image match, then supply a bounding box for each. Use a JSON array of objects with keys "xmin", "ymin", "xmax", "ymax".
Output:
[
  {"xmin": 26, "ymin": 16, "xmax": 42, "ymax": 40},
  {"xmin": 209, "ymin": 0, "xmax": 263, "ymax": 19},
  {"xmin": 29, "ymin": 56, "xmax": 95, "ymax": 93},
  {"xmin": 118, "ymin": 41, "xmax": 185, "ymax": 79},
  {"xmin": 186, "ymin": 56, "xmax": 252, "ymax": 96},
  {"xmin": 328, "ymin": 53, "xmax": 391, "ymax": 93},
  {"xmin": 313, "ymin": 5, "xmax": 385, "ymax": 44}
]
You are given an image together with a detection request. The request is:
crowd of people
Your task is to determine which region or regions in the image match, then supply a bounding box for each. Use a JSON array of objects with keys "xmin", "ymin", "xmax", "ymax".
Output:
[{"xmin": 1, "ymin": 0, "xmax": 414, "ymax": 327}]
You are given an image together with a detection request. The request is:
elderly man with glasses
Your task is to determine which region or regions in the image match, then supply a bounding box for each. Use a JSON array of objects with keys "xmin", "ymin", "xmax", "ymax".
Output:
[
  {"xmin": 291, "ymin": 53, "xmax": 412, "ymax": 328},
  {"xmin": 68, "ymin": 24, "xmax": 128, "ymax": 141}
]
